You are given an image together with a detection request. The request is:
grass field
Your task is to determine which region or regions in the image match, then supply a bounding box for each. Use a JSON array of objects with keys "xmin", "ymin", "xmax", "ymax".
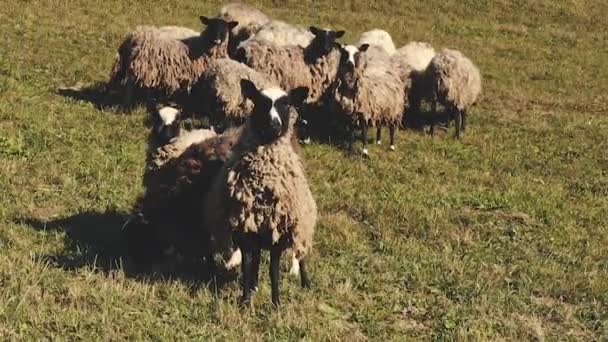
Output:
[{"xmin": 1, "ymin": 0, "xmax": 607, "ymax": 339}]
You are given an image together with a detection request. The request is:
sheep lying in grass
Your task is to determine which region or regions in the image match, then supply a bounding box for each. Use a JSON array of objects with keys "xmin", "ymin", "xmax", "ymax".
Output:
[
  {"xmin": 332, "ymin": 44, "xmax": 406, "ymax": 155},
  {"xmin": 191, "ymin": 58, "xmax": 276, "ymax": 127},
  {"xmin": 357, "ymin": 29, "xmax": 396, "ymax": 55},
  {"xmin": 217, "ymin": 3, "xmax": 271, "ymax": 56},
  {"xmin": 426, "ymin": 48, "xmax": 482, "ymax": 138},
  {"xmin": 204, "ymin": 79, "xmax": 315, "ymax": 306},
  {"xmin": 236, "ymin": 27, "xmax": 344, "ymax": 106},
  {"xmin": 392, "ymin": 42, "xmax": 437, "ymax": 114},
  {"xmin": 248, "ymin": 20, "xmax": 315, "ymax": 48},
  {"xmin": 108, "ymin": 16, "xmax": 238, "ymax": 110}
]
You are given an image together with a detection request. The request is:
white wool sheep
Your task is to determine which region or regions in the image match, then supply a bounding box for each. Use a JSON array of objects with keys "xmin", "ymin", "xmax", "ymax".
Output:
[
  {"xmin": 357, "ymin": 29, "xmax": 397, "ymax": 55},
  {"xmin": 108, "ymin": 17, "xmax": 238, "ymax": 110},
  {"xmin": 392, "ymin": 42, "xmax": 437, "ymax": 114},
  {"xmin": 217, "ymin": 3, "xmax": 271, "ymax": 55},
  {"xmin": 332, "ymin": 44, "xmax": 407, "ymax": 155},
  {"xmin": 426, "ymin": 48, "xmax": 482, "ymax": 138},
  {"xmin": 247, "ymin": 20, "xmax": 314, "ymax": 48},
  {"xmin": 203, "ymin": 79, "xmax": 315, "ymax": 306}
]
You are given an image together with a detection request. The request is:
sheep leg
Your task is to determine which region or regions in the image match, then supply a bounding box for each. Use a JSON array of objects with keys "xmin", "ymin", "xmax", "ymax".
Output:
[
  {"xmin": 454, "ymin": 108, "xmax": 462, "ymax": 139},
  {"xmin": 461, "ymin": 110, "xmax": 467, "ymax": 131},
  {"xmin": 123, "ymin": 78, "xmax": 134, "ymax": 112},
  {"xmin": 251, "ymin": 249, "xmax": 261, "ymax": 292},
  {"xmin": 376, "ymin": 126, "xmax": 382, "ymax": 145},
  {"xmin": 389, "ymin": 124, "xmax": 396, "ymax": 151},
  {"xmin": 361, "ymin": 119, "xmax": 368, "ymax": 156},
  {"xmin": 239, "ymin": 249, "xmax": 254, "ymax": 307},
  {"xmin": 270, "ymin": 246, "xmax": 282, "ymax": 306},
  {"xmin": 299, "ymin": 259, "xmax": 311, "ymax": 289},
  {"xmin": 348, "ymin": 125, "xmax": 355, "ymax": 153}
]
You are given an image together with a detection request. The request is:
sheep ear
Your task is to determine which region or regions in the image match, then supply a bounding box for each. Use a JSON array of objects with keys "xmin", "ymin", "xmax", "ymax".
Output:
[
  {"xmin": 200, "ymin": 16, "xmax": 210, "ymax": 25},
  {"xmin": 289, "ymin": 87, "xmax": 309, "ymax": 107},
  {"xmin": 335, "ymin": 30, "xmax": 345, "ymax": 39},
  {"xmin": 359, "ymin": 43, "xmax": 370, "ymax": 52},
  {"xmin": 309, "ymin": 26, "xmax": 321, "ymax": 36},
  {"xmin": 240, "ymin": 79, "xmax": 259, "ymax": 100},
  {"xmin": 229, "ymin": 21, "xmax": 239, "ymax": 30}
]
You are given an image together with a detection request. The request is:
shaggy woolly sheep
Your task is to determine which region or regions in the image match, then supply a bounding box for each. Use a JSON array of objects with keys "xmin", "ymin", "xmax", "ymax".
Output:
[
  {"xmin": 108, "ymin": 16, "xmax": 238, "ymax": 110},
  {"xmin": 248, "ymin": 20, "xmax": 315, "ymax": 48},
  {"xmin": 235, "ymin": 26, "xmax": 344, "ymax": 106},
  {"xmin": 191, "ymin": 58, "xmax": 277, "ymax": 126},
  {"xmin": 203, "ymin": 79, "xmax": 314, "ymax": 306},
  {"xmin": 426, "ymin": 48, "xmax": 481, "ymax": 138},
  {"xmin": 217, "ymin": 3, "xmax": 271, "ymax": 56},
  {"xmin": 332, "ymin": 44, "xmax": 407, "ymax": 155},
  {"xmin": 392, "ymin": 42, "xmax": 437, "ymax": 114},
  {"xmin": 357, "ymin": 29, "xmax": 397, "ymax": 55},
  {"xmin": 125, "ymin": 116, "xmax": 241, "ymax": 270}
]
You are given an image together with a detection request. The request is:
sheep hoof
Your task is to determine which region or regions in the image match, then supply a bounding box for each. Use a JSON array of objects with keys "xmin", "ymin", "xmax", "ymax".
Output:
[
  {"xmin": 224, "ymin": 249, "xmax": 242, "ymax": 270},
  {"xmin": 376, "ymin": 140, "xmax": 381, "ymax": 145},
  {"xmin": 390, "ymin": 145, "xmax": 395, "ymax": 151},
  {"xmin": 361, "ymin": 148, "xmax": 369, "ymax": 156},
  {"xmin": 303, "ymin": 137, "xmax": 311, "ymax": 145}
]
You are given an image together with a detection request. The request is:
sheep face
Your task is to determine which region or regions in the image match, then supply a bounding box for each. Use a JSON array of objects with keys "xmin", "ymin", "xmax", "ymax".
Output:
[
  {"xmin": 240, "ymin": 79, "xmax": 308, "ymax": 144},
  {"xmin": 309, "ymin": 26, "xmax": 345, "ymax": 56},
  {"xmin": 152, "ymin": 106, "xmax": 182, "ymax": 144},
  {"xmin": 337, "ymin": 44, "xmax": 369, "ymax": 88},
  {"xmin": 200, "ymin": 16, "xmax": 239, "ymax": 46}
]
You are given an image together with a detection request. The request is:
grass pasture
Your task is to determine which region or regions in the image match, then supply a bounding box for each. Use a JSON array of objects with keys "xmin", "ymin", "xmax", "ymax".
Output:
[{"xmin": 0, "ymin": 0, "xmax": 607, "ymax": 339}]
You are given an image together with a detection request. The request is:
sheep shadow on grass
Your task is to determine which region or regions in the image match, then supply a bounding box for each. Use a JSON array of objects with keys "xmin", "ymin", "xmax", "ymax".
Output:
[
  {"xmin": 56, "ymin": 82, "xmax": 128, "ymax": 111},
  {"xmin": 19, "ymin": 210, "xmax": 236, "ymax": 292}
]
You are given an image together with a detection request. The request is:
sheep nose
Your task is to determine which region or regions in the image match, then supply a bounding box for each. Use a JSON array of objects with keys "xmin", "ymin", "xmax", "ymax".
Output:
[
  {"xmin": 214, "ymin": 39, "xmax": 221, "ymax": 44},
  {"xmin": 270, "ymin": 117, "xmax": 282, "ymax": 130}
]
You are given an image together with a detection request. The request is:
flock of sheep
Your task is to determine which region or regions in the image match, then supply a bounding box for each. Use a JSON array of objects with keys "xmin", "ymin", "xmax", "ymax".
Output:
[{"xmin": 113, "ymin": 3, "xmax": 482, "ymax": 306}]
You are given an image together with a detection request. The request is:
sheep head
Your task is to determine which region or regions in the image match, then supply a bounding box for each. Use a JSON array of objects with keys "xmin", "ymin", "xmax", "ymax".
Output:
[{"xmin": 240, "ymin": 79, "xmax": 308, "ymax": 144}]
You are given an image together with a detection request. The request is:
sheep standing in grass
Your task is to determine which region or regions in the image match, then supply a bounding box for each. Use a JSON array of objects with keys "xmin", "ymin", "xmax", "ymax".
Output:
[
  {"xmin": 191, "ymin": 58, "xmax": 277, "ymax": 127},
  {"xmin": 426, "ymin": 48, "xmax": 481, "ymax": 138},
  {"xmin": 204, "ymin": 79, "xmax": 314, "ymax": 306},
  {"xmin": 392, "ymin": 42, "xmax": 436, "ymax": 114},
  {"xmin": 217, "ymin": 3, "xmax": 271, "ymax": 56},
  {"xmin": 108, "ymin": 16, "xmax": 238, "ymax": 110},
  {"xmin": 332, "ymin": 44, "xmax": 406, "ymax": 155},
  {"xmin": 357, "ymin": 29, "xmax": 396, "ymax": 55},
  {"xmin": 236, "ymin": 27, "xmax": 344, "ymax": 106}
]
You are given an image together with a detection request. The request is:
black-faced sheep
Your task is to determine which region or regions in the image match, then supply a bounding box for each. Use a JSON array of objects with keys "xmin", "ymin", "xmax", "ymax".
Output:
[
  {"xmin": 332, "ymin": 44, "xmax": 406, "ymax": 155},
  {"xmin": 108, "ymin": 16, "xmax": 238, "ymax": 110},
  {"xmin": 235, "ymin": 27, "xmax": 345, "ymax": 106},
  {"xmin": 426, "ymin": 48, "xmax": 481, "ymax": 138},
  {"xmin": 203, "ymin": 79, "xmax": 315, "ymax": 306}
]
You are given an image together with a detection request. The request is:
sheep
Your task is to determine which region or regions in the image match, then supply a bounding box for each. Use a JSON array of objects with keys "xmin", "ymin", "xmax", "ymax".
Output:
[
  {"xmin": 191, "ymin": 58, "xmax": 277, "ymax": 127},
  {"xmin": 248, "ymin": 20, "xmax": 315, "ymax": 48},
  {"xmin": 108, "ymin": 16, "xmax": 238, "ymax": 110},
  {"xmin": 426, "ymin": 48, "xmax": 482, "ymax": 138},
  {"xmin": 203, "ymin": 79, "xmax": 315, "ymax": 306},
  {"xmin": 331, "ymin": 44, "xmax": 406, "ymax": 155},
  {"xmin": 235, "ymin": 27, "xmax": 344, "ymax": 106},
  {"xmin": 392, "ymin": 42, "xmax": 436, "ymax": 114},
  {"xmin": 357, "ymin": 29, "xmax": 397, "ymax": 55},
  {"xmin": 217, "ymin": 3, "xmax": 271, "ymax": 56},
  {"xmin": 125, "ymin": 114, "xmax": 241, "ymax": 270}
]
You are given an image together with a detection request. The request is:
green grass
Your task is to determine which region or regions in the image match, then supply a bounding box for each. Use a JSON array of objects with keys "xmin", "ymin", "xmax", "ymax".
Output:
[{"xmin": 1, "ymin": 0, "xmax": 607, "ymax": 339}]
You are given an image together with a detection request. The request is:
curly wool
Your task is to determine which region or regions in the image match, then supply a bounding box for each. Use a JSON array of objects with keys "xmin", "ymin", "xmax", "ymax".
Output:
[
  {"xmin": 427, "ymin": 48, "xmax": 481, "ymax": 111},
  {"xmin": 204, "ymin": 110, "xmax": 317, "ymax": 262},
  {"xmin": 237, "ymin": 39, "xmax": 340, "ymax": 105},
  {"xmin": 334, "ymin": 50, "xmax": 406, "ymax": 127},
  {"xmin": 108, "ymin": 26, "xmax": 229, "ymax": 97},
  {"xmin": 249, "ymin": 20, "xmax": 314, "ymax": 48},
  {"xmin": 218, "ymin": 3, "xmax": 270, "ymax": 42},
  {"xmin": 357, "ymin": 29, "xmax": 396, "ymax": 55},
  {"xmin": 194, "ymin": 58, "xmax": 277, "ymax": 123}
]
